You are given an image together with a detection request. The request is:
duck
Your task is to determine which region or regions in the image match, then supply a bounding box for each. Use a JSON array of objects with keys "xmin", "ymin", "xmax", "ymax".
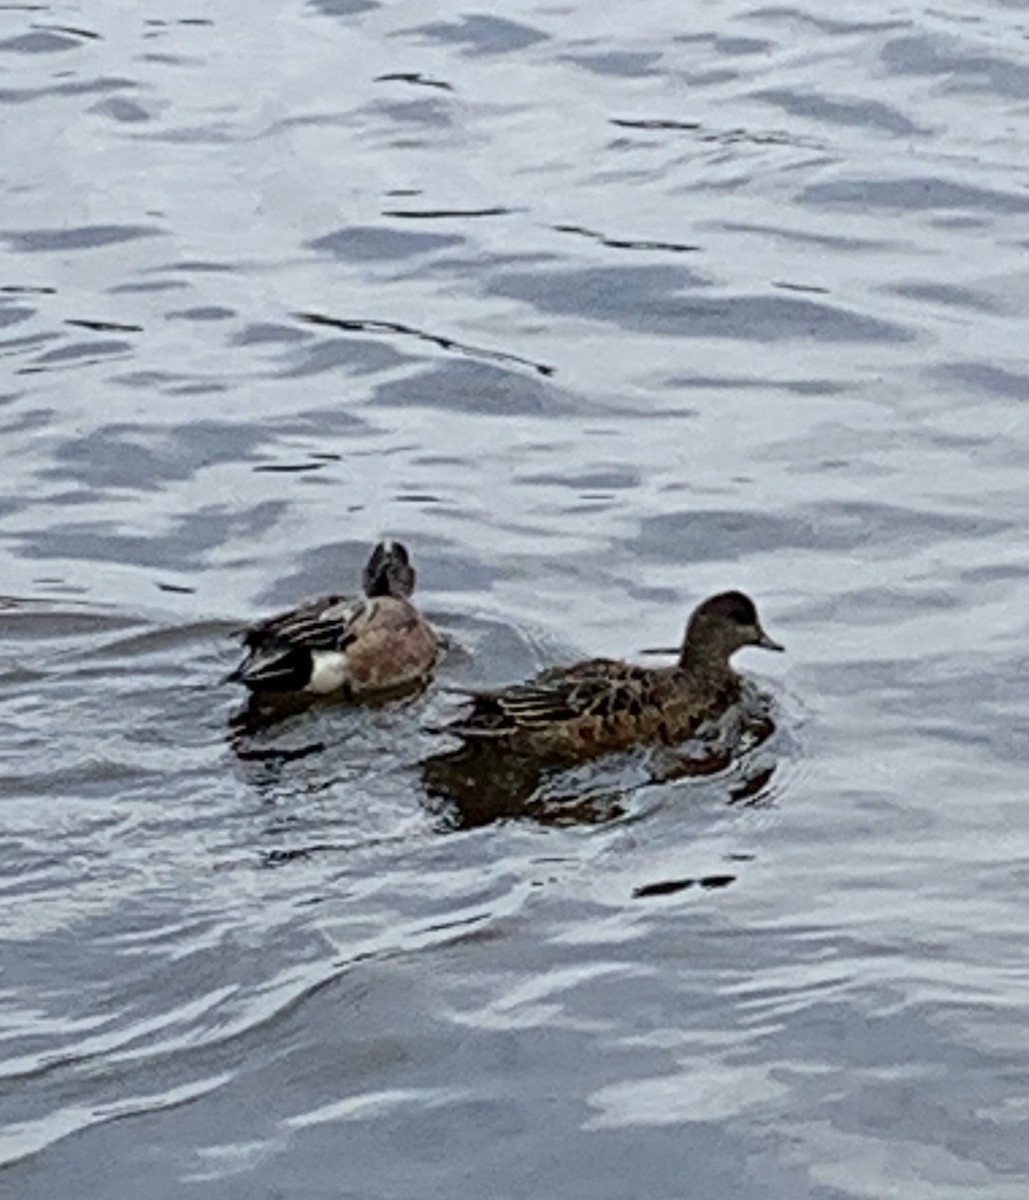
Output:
[
  {"xmin": 444, "ymin": 590, "xmax": 782, "ymax": 761},
  {"xmin": 227, "ymin": 539, "xmax": 438, "ymax": 696}
]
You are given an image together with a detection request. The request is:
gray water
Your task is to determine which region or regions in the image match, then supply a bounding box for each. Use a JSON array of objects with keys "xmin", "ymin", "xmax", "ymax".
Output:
[{"xmin": 2, "ymin": 1, "xmax": 1028, "ymax": 1196}]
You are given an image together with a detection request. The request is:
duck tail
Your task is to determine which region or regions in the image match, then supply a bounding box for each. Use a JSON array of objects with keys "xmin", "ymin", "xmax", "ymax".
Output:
[{"xmin": 225, "ymin": 646, "xmax": 308, "ymax": 692}]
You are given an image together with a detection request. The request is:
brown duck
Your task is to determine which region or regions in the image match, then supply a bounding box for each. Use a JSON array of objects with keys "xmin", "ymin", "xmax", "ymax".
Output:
[{"xmin": 446, "ymin": 591, "xmax": 782, "ymax": 761}]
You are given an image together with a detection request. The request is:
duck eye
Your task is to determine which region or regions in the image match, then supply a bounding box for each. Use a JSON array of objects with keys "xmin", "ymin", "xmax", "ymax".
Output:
[{"xmin": 725, "ymin": 597, "xmax": 756, "ymax": 625}]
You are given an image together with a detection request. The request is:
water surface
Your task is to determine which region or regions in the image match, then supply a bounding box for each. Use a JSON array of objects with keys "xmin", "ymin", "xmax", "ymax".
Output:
[{"xmin": 2, "ymin": 0, "xmax": 1029, "ymax": 1196}]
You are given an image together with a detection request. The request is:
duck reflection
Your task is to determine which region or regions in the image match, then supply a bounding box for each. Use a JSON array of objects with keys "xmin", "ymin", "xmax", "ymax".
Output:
[
  {"xmin": 420, "ymin": 705, "xmax": 779, "ymax": 831},
  {"xmin": 420, "ymin": 740, "xmax": 630, "ymax": 830},
  {"xmin": 227, "ymin": 674, "xmax": 430, "ymax": 743}
]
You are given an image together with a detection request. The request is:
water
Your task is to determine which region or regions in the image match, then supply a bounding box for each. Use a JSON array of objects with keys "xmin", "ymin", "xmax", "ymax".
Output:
[{"xmin": 2, "ymin": 0, "xmax": 1029, "ymax": 1195}]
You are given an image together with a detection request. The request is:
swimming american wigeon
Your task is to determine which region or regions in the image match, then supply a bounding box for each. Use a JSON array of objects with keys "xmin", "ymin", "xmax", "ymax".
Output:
[
  {"xmin": 227, "ymin": 539, "xmax": 438, "ymax": 696},
  {"xmin": 444, "ymin": 590, "xmax": 782, "ymax": 761}
]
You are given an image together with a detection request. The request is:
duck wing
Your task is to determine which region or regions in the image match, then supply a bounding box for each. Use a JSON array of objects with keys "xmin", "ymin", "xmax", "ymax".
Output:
[
  {"xmin": 240, "ymin": 593, "xmax": 364, "ymax": 652},
  {"xmin": 456, "ymin": 659, "xmax": 651, "ymax": 735},
  {"xmin": 229, "ymin": 594, "xmax": 369, "ymax": 691}
]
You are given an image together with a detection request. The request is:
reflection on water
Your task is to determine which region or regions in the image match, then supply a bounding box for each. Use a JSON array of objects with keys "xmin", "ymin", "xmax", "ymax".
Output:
[
  {"xmin": 421, "ymin": 742, "xmax": 628, "ymax": 829},
  {"xmin": 226, "ymin": 674, "xmax": 432, "ymax": 741},
  {"xmin": 3, "ymin": 0, "xmax": 1029, "ymax": 1195}
]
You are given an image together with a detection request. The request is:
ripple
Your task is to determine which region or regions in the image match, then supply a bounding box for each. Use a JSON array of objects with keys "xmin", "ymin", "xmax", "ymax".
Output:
[
  {"xmin": 308, "ymin": 0, "xmax": 378, "ymax": 15},
  {"xmin": 801, "ymin": 176, "xmax": 1029, "ymax": 214},
  {"xmin": 1, "ymin": 225, "xmax": 164, "ymax": 252},
  {"xmin": 936, "ymin": 361, "xmax": 1029, "ymax": 399},
  {"xmin": 886, "ymin": 281, "xmax": 1001, "ymax": 313},
  {"xmin": 631, "ymin": 502, "xmax": 1008, "ymax": 562},
  {"xmin": 0, "ymin": 76, "xmax": 139, "ymax": 104},
  {"xmin": 753, "ymin": 87, "xmax": 924, "ymax": 136},
  {"xmin": 488, "ymin": 264, "xmax": 910, "ymax": 341},
  {"xmin": 882, "ymin": 33, "xmax": 1029, "ymax": 99},
  {"xmin": 372, "ymin": 360, "xmax": 569, "ymax": 415},
  {"xmin": 405, "ymin": 14, "xmax": 548, "ymax": 55},
  {"xmin": 42, "ymin": 422, "xmax": 269, "ymax": 490},
  {"xmin": 15, "ymin": 502, "xmax": 289, "ymax": 570},
  {"xmin": 298, "ymin": 312, "xmax": 554, "ymax": 377},
  {"xmin": 308, "ymin": 225, "xmax": 463, "ymax": 261},
  {"xmin": 0, "ymin": 1074, "xmax": 233, "ymax": 1167},
  {"xmin": 0, "ymin": 29, "xmax": 89, "ymax": 55},
  {"xmin": 375, "ymin": 72, "xmax": 454, "ymax": 91},
  {"xmin": 564, "ymin": 51, "xmax": 663, "ymax": 78}
]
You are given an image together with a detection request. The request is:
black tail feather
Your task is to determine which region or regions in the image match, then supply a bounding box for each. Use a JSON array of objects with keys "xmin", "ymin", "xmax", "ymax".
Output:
[{"xmin": 225, "ymin": 647, "xmax": 311, "ymax": 693}]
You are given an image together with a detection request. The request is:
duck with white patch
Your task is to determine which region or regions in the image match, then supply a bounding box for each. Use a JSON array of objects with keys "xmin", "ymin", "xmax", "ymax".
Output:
[{"xmin": 227, "ymin": 540, "xmax": 439, "ymax": 697}]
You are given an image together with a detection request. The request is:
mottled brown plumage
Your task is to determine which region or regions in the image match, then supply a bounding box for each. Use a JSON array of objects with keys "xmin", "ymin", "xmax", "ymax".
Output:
[{"xmin": 446, "ymin": 591, "xmax": 782, "ymax": 761}]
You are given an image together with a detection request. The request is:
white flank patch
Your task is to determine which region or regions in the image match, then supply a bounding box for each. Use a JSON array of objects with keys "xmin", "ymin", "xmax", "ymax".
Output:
[{"xmin": 305, "ymin": 651, "xmax": 350, "ymax": 694}]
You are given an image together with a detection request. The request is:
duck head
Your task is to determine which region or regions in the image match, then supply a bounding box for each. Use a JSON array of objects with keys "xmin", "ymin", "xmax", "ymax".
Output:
[
  {"xmin": 363, "ymin": 539, "xmax": 416, "ymax": 598},
  {"xmin": 680, "ymin": 590, "xmax": 783, "ymax": 666}
]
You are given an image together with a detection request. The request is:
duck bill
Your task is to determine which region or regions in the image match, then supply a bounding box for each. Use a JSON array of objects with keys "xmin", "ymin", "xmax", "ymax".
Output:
[{"xmin": 755, "ymin": 627, "xmax": 784, "ymax": 652}]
